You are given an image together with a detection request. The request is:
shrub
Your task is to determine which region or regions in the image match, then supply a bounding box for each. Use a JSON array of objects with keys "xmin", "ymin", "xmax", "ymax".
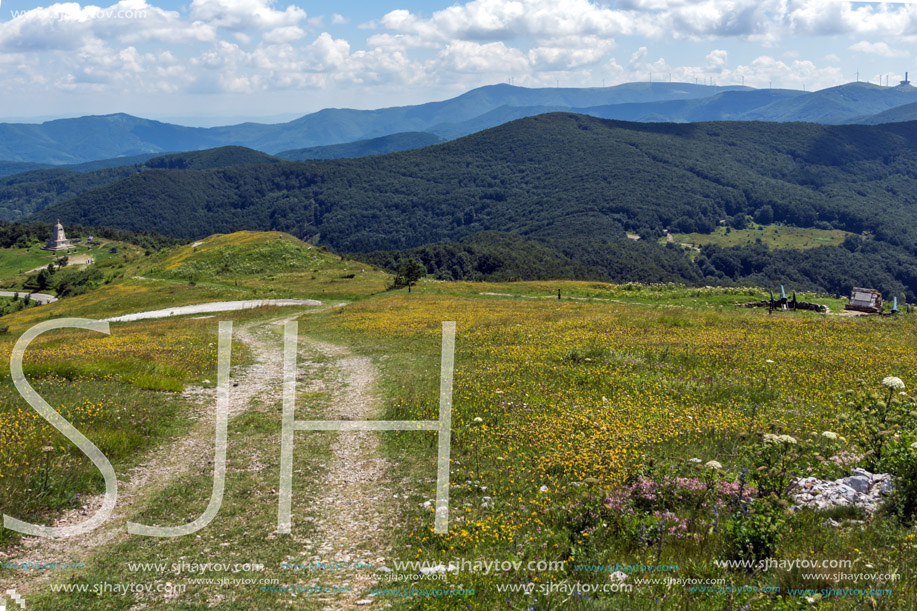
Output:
[
  {"xmin": 876, "ymin": 434, "xmax": 917, "ymax": 522},
  {"xmin": 721, "ymin": 498, "xmax": 785, "ymax": 568}
]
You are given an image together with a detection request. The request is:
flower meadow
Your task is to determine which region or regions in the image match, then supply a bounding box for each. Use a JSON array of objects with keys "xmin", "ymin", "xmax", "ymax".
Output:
[
  {"xmin": 309, "ymin": 288, "xmax": 917, "ymax": 609},
  {"xmin": 0, "ymin": 317, "xmax": 223, "ymax": 543}
]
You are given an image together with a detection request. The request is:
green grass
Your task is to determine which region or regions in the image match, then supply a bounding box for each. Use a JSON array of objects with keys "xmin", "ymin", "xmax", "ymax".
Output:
[{"xmin": 665, "ymin": 224, "xmax": 852, "ymax": 251}]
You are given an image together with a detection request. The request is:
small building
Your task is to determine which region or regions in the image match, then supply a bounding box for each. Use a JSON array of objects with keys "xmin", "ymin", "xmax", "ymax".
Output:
[
  {"xmin": 845, "ymin": 287, "xmax": 883, "ymax": 314},
  {"xmin": 42, "ymin": 220, "xmax": 73, "ymax": 251}
]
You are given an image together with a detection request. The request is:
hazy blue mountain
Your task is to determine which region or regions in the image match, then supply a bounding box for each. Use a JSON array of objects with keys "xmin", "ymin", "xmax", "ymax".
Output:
[
  {"xmin": 4, "ymin": 82, "xmax": 917, "ymax": 164},
  {"xmin": 430, "ymin": 105, "xmax": 569, "ymax": 139},
  {"xmin": 277, "ymin": 132, "xmax": 444, "ymax": 161},
  {"xmin": 430, "ymin": 90, "xmax": 809, "ymax": 136},
  {"xmin": 211, "ymin": 82, "xmax": 750, "ymax": 153},
  {"xmin": 0, "ymin": 114, "xmax": 216, "ymax": 164},
  {"xmin": 0, "ymin": 83, "xmax": 750, "ymax": 164},
  {"xmin": 0, "ymin": 153, "xmax": 163, "ymax": 178},
  {"xmin": 579, "ymin": 89, "xmax": 806, "ymax": 122},
  {"xmin": 739, "ymin": 82, "xmax": 917, "ymax": 123},
  {"xmin": 852, "ymin": 101, "xmax": 917, "ymax": 125},
  {"xmin": 0, "ymin": 161, "xmax": 52, "ymax": 178}
]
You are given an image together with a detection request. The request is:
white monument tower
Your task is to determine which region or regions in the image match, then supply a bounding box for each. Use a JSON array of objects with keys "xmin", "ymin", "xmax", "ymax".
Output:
[{"xmin": 42, "ymin": 220, "xmax": 73, "ymax": 251}]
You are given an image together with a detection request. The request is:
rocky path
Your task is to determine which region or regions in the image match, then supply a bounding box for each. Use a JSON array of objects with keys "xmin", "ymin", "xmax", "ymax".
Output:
[{"xmin": 295, "ymin": 338, "xmax": 392, "ymax": 609}]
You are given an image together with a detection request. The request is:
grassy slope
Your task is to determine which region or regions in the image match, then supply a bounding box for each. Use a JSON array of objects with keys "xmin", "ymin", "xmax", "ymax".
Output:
[
  {"xmin": 668, "ymin": 224, "xmax": 851, "ymax": 251},
  {"xmin": 0, "ymin": 238, "xmax": 138, "ymax": 288},
  {"xmin": 0, "ymin": 231, "xmax": 390, "ymax": 332}
]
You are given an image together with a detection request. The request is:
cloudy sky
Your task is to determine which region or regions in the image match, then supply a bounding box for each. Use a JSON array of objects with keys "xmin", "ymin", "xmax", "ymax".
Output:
[{"xmin": 0, "ymin": 0, "xmax": 915, "ymax": 124}]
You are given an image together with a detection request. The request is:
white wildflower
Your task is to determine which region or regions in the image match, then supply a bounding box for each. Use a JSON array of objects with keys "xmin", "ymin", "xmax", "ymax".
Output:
[
  {"xmin": 705, "ymin": 460, "xmax": 722, "ymax": 470},
  {"xmin": 821, "ymin": 431, "xmax": 838, "ymax": 440},
  {"xmin": 883, "ymin": 376, "xmax": 905, "ymax": 390}
]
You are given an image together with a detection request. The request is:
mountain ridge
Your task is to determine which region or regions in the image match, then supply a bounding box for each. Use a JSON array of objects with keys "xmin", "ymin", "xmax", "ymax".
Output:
[{"xmin": 4, "ymin": 82, "xmax": 917, "ymax": 164}]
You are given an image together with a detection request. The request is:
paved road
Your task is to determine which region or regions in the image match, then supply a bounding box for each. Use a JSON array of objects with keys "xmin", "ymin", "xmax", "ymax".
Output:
[
  {"xmin": 0, "ymin": 290, "xmax": 58, "ymax": 304},
  {"xmin": 102, "ymin": 299, "xmax": 323, "ymax": 322}
]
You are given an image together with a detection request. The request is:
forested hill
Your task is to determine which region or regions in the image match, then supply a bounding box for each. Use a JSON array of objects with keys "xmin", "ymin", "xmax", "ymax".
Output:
[
  {"xmin": 34, "ymin": 113, "xmax": 917, "ymax": 251},
  {"xmin": 0, "ymin": 147, "xmax": 281, "ymax": 221}
]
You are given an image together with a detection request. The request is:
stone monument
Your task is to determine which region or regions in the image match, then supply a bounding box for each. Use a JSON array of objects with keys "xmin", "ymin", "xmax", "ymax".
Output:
[{"xmin": 42, "ymin": 220, "xmax": 73, "ymax": 251}]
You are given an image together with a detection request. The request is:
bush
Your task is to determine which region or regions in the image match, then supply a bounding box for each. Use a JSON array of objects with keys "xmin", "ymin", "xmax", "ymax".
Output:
[
  {"xmin": 721, "ymin": 498, "xmax": 785, "ymax": 568},
  {"xmin": 391, "ymin": 258, "xmax": 425, "ymax": 289},
  {"xmin": 876, "ymin": 434, "xmax": 917, "ymax": 522},
  {"xmin": 754, "ymin": 206, "xmax": 774, "ymax": 225}
]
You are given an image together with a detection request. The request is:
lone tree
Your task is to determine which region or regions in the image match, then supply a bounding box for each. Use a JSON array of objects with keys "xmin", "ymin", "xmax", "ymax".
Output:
[
  {"xmin": 36, "ymin": 268, "xmax": 53, "ymax": 291},
  {"xmin": 393, "ymin": 258, "xmax": 426, "ymax": 290}
]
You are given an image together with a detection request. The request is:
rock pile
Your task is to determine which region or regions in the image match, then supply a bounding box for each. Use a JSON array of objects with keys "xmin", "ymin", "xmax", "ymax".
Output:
[{"xmin": 789, "ymin": 469, "xmax": 893, "ymax": 514}]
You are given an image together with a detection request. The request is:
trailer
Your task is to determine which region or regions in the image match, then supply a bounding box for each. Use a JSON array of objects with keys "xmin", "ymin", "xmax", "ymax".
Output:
[{"xmin": 844, "ymin": 288, "xmax": 883, "ymax": 314}]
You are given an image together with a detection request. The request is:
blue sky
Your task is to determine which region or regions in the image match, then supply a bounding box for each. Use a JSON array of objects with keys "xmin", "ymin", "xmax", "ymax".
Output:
[{"xmin": 0, "ymin": 0, "xmax": 915, "ymax": 124}]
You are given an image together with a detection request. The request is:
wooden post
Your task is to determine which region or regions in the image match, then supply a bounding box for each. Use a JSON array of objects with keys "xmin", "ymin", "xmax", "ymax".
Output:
[{"xmin": 558, "ymin": 289, "xmax": 561, "ymax": 300}]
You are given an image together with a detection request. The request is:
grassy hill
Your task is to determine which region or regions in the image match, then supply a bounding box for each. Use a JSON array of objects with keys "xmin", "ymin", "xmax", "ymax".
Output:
[
  {"xmin": 144, "ymin": 230, "xmax": 388, "ymax": 295},
  {"xmin": 0, "ymin": 231, "xmax": 388, "ymax": 330}
]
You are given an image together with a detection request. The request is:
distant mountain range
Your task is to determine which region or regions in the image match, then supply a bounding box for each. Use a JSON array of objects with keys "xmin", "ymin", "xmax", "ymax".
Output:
[{"xmin": 2, "ymin": 81, "xmax": 916, "ymax": 165}]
